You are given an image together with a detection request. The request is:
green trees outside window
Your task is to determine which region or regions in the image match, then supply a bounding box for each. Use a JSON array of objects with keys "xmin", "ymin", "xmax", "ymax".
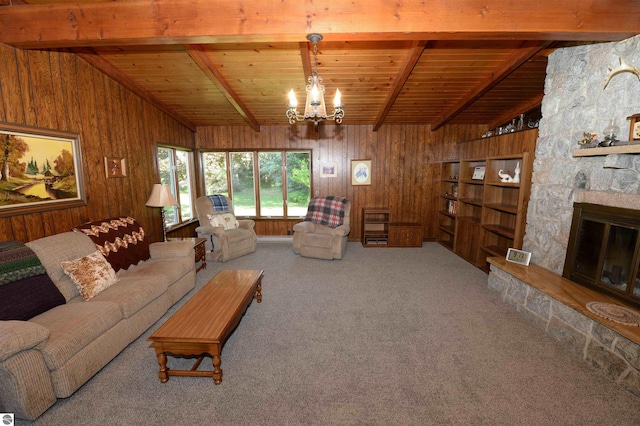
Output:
[
  {"xmin": 157, "ymin": 146, "xmax": 195, "ymax": 228},
  {"xmin": 202, "ymin": 150, "xmax": 310, "ymax": 218}
]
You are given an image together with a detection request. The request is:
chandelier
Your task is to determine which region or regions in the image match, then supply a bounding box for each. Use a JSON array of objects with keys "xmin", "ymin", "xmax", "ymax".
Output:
[{"xmin": 286, "ymin": 33, "xmax": 344, "ymax": 126}]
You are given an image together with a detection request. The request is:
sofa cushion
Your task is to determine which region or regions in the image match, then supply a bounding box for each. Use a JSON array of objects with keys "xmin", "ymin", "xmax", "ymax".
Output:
[
  {"xmin": 226, "ymin": 227, "xmax": 256, "ymax": 243},
  {"xmin": 0, "ymin": 274, "xmax": 66, "ymax": 321},
  {"xmin": 26, "ymin": 232, "xmax": 97, "ymax": 302},
  {"xmin": 73, "ymin": 217, "xmax": 150, "ymax": 272},
  {"xmin": 30, "ymin": 301, "xmax": 122, "ymax": 370},
  {"xmin": 121, "ymin": 256, "xmax": 193, "ymax": 285},
  {"xmin": 89, "ymin": 276, "xmax": 168, "ymax": 319},
  {"xmin": 61, "ymin": 251, "xmax": 119, "ymax": 301}
]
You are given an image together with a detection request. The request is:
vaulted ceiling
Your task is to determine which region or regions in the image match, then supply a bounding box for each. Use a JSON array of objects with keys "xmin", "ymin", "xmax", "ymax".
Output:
[{"xmin": 0, "ymin": 1, "xmax": 638, "ymax": 132}]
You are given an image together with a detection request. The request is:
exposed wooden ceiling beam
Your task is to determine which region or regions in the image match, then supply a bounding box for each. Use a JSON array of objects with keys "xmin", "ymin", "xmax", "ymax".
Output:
[
  {"xmin": 487, "ymin": 93, "xmax": 544, "ymax": 130},
  {"xmin": 373, "ymin": 40, "xmax": 427, "ymax": 131},
  {"xmin": 1, "ymin": 0, "xmax": 638, "ymax": 49},
  {"xmin": 299, "ymin": 42, "xmax": 313, "ymax": 81},
  {"xmin": 185, "ymin": 45, "xmax": 260, "ymax": 132},
  {"xmin": 431, "ymin": 41, "xmax": 553, "ymax": 131},
  {"xmin": 74, "ymin": 48, "xmax": 196, "ymax": 131}
]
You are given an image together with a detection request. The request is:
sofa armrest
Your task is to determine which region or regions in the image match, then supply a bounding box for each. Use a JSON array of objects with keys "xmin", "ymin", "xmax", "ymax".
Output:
[
  {"xmin": 149, "ymin": 241, "xmax": 193, "ymax": 259},
  {"xmin": 0, "ymin": 321, "xmax": 49, "ymax": 361},
  {"xmin": 333, "ymin": 224, "xmax": 351, "ymax": 237},
  {"xmin": 293, "ymin": 221, "xmax": 315, "ymax": 233},
  {"xmin": 238, "ymin": 219, "xmax": 256, "ymax": 230}
]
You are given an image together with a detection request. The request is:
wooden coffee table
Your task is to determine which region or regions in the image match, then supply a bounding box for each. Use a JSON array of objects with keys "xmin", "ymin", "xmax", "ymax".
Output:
[{"xmin": 148, "ymin": 269, "xmax": 263, "ymax": 384}]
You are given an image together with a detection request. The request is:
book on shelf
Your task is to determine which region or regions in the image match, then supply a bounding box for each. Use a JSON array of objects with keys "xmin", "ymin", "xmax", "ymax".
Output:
[{"xmin": 446, "ymin": 200, "xmax": 458, "ymax": 215}]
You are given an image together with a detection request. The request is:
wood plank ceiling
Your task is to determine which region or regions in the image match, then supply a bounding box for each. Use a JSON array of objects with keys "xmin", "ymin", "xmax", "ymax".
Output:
[{"xmin": 0, "ymin": 1, "xmax": 638, "ymax": 132}]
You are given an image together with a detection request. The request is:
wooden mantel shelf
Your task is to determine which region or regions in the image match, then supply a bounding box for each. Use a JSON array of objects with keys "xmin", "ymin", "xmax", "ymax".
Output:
[{"xmin": 573, "ymin": 143, "xmax": 640, "ymax": 157}]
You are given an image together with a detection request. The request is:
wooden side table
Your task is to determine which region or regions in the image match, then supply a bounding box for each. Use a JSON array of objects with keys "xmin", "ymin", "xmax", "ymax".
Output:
[{"xmin": 167, "ymin": 237, "xmax": 207, "ymax": 272}]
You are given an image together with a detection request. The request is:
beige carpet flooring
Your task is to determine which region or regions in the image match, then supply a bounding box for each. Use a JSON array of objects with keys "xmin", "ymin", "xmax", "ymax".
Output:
[{"xmin": 18, "ymin": 241, "xmax": 640, "ymax": 425}]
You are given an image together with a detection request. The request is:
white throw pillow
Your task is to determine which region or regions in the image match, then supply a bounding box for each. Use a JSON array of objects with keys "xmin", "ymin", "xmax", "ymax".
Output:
[
  {"xmin": 207, "ymin": 213, "xmax": 239, "ymax": 230},
  {"xmin": 61, "ymin": 250, "xmax": 118, "ymax": 301},
  {"xmin": 220, "ymin": 213, "xmax": 239, "ymax": 229},
  {"xmin": 208, "ymin": 213, "xmax": 226, "ymax": 229}
]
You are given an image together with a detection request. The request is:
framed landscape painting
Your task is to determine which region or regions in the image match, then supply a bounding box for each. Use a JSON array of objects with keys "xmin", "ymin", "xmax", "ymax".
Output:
[{"xmin": 0, "ymin": 122, "xmax": 86, "ymax": 216}]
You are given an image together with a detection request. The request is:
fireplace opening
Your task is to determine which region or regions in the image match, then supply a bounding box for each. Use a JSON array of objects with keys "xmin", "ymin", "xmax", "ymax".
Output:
[{"xmin": 563, "ymin": 203, "xmax": 640, "ymax": 308}]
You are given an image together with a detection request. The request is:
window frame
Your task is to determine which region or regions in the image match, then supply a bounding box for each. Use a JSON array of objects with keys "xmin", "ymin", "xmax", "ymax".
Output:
[
  {"xmin": 199, "ymin": 149, "xmax": 312, "ymax": 219},
  {"xmin": 156, "ymin": 144, "xmax": 197, "ymax": 230}
]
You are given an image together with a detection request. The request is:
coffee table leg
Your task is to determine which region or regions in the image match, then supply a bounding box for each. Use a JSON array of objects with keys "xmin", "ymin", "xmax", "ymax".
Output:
[
  {"xmin": 255, "ymin": 281, "xmax": 262, "ymax": 303},
  {"xmin": 212, "ymin": 355, "xmax": 223, "ymax": 385},
  {"xmin": 156, "ymin": 352, "xmax": 169, "ymax": 383}
]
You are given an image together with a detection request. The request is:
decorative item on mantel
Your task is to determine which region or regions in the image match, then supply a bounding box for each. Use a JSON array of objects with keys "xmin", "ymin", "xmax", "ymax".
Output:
[
  {"xmin": 627, "ymin": 113, "xmax": 640, "ymax": 141},
  {"xmin": 599, "ymin": 119, "xmax": 620, "ymax": 147},
  {"xmin": 577, "ymin": 132, "xmax": 598, "ymax": 148}
]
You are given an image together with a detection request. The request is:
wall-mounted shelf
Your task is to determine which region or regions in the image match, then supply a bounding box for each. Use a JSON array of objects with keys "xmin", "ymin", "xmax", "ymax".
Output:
[{"xmin": 573, "ymin": 143, "xmax": 640, "ymax": 157}]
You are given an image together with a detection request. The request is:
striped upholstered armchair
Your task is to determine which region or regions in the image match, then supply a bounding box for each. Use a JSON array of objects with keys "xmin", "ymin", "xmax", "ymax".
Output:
[{"xmin": 292, "ymin": 196, "xmax": 351, "ymax": 260}]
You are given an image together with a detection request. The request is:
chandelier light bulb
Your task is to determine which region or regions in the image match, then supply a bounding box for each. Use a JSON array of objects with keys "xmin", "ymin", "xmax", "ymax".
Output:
[
  {"xmin": 288, "ymin": 89, "xmax": 297, "ymax": 108},
  {"xmin": 333, "ymin": 89, "xmax": 342, "ymax": 108}
]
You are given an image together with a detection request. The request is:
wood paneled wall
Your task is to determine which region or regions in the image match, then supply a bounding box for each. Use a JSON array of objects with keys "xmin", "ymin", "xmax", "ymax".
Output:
[
  {"xmin": 0, "ymin": 44, "xmax": 195, "ymax": 243},
  {"xmin": 0, "ymin": 42, "xmax": 493, "ymax": 245},
  {"xmin": 196, "ymin": 123, "xmax": 485, "ymax": 241}
]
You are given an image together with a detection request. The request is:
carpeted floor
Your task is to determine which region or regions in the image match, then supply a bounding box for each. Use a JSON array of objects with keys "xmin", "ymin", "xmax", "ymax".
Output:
[{"xmin": 18, "ymin": 241, "xmax": 640, "ymax": 425}]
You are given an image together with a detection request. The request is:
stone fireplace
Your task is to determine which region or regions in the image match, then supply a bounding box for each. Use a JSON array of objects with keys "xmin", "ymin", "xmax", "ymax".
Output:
[
  {"xmin": 487, "ymin": 35, "xmax": 640, "ymax": 396},
  {"xmin": 564, "ymin": 202, "xmax": 640, "ymax": 309}
]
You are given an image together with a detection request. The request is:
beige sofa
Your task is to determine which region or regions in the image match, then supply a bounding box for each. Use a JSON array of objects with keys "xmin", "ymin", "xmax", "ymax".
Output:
[{"xmin": 0, "ymin": 231, "xmax": 196, "ymax": 420}]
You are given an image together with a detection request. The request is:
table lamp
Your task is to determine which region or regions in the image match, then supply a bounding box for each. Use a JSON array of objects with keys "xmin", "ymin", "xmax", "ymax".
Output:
[{"xmin": 145, "ymin": 184, "xmax": 178, "ymax": 241}]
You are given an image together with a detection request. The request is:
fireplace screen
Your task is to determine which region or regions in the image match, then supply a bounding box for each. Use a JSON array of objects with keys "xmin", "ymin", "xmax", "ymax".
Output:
[{"xmin": 564, "ymin": 203, "xmax": 640, "ymax": 307}]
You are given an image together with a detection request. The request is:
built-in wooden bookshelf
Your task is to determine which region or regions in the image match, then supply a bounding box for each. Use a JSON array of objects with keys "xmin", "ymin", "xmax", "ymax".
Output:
[{"xmin": 436, "ymin": 129, "xmax": 537, "ymax": 271}]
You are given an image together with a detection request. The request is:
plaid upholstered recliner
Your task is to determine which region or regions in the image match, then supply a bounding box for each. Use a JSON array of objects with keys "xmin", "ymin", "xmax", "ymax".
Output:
[{"xmin": 292, "ymin": 196, "xmax": 351, "ymax": 260}]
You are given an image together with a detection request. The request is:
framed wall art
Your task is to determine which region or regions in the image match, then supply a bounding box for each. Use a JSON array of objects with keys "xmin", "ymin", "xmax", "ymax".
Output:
[
  {"xmin": 351, "ymin": 159, "xmax": 371, "ymax": 186},
  {"xmin": 0, "ymin": 122, "xmax": 86, "ymax": 216},
  {"xmin": 321, "ymin": 161, "xmax": 337, "ymax": 178},
  {"xmin": 105, "ymin": 157, "xmax": 127, "ymax": 178}
]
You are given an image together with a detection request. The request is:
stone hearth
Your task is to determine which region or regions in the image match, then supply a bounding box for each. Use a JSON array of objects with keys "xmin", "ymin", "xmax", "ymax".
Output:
[{"xmin": 487, "ymin": 258, "xmax": 640, "ymax": 397}]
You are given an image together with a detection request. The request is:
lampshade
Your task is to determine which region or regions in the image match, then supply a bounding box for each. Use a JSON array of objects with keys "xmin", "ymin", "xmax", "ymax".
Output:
[{"xmin": 145, "ymin": 184, "xmax": 178, "ymax": 207}]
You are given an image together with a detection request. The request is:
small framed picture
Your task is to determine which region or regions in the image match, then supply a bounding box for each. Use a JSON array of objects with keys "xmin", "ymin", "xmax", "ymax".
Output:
[
  {"xmin": 471, "ymin": 165, "xmax": 485, "ymax": 181},
  {"xmin": 105, "ymin": 157, "xmax": 126, "ymax": 178},
  {"xmin": 351, "ymin": 159, "xmax": 371, "ymax": 186},
  {"xmin": 321, "ymin": 161, "xmax": 337, "ymax": 178},
  {"xmin": 627, "ymin": 113, "xmax": 640, "ymax": 141},
  {"xmin": 506, "ymin": 248, "xmax": 531, "ymax": 266}
]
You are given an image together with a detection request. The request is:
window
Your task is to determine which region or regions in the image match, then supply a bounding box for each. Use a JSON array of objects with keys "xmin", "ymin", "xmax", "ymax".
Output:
[
  {"xmin": 201, "ymin": 150, "xmax": 311, "ymax": 218},
  {"xmin": 157, "ymin": 146, "xmax": 196, "ymax": 228}
]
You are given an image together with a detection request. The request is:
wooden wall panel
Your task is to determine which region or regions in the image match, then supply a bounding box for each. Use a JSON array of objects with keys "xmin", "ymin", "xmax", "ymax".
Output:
[
  {"xmin": 196, "ymin": 123, "xmax": 488, "ymax": 242},
  {"xmin": 0, "ymin": 43, "xmax": 195, "ymax": 243},
  {"xmin": 0, "ymin": 41, "xmax": 516, "ymax": 245}
]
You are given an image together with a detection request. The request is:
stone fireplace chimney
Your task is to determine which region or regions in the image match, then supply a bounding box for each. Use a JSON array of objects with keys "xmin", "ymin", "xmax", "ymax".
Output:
[{"xmin": 523, "ymin": 35, "xmax": 640, "ymax": 274}]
